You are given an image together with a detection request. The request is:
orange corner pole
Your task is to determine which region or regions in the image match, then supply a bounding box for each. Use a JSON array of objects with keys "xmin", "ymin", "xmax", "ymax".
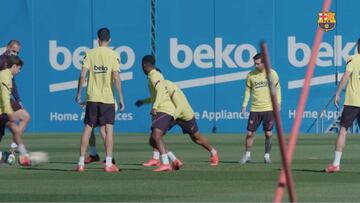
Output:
[
  {"xmin": 261, "ymin": 42, "xmax": 297, "ymax": 202},
  {"xmin": 273, "ymin": 0, "xmax": 332, "ymax": 202}
]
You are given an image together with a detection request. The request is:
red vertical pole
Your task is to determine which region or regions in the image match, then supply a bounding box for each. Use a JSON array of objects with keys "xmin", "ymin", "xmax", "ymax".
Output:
[
  {"xmin": 273, "ymin": 0, "xmax": 332, "ymax": 202},
  {"xmin": 261, "ymin": 42, "xmax": 297, "ymax": 202}
]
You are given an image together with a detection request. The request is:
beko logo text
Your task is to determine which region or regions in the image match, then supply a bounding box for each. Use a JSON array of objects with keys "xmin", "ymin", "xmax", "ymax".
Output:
[
  {"xmin": 170, "ymin": 38, "xmax": 257, "ymax": 69},
  {"xmin": 170, "ymin": 35, "xmax": 357, "ymax": 69},
  {"xmin": 288, "ymin": 35, "xmax": 357, "ymax": 67},
  {"xmin": 49, "ymin": 40, "xmax": 135, "ymax": 71}
]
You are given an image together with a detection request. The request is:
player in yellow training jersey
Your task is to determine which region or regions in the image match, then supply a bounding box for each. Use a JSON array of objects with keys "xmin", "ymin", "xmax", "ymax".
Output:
[
  {"xmin": 325, "ymin": 39, "xmax": 360, "ymax": 173},
  {"xmin": 240, "ymin": 53, "xmax": 281, "ymax": 164},
  {"xmin": 141, "ymin": 55, "xmax": 177, "ymax": 172},
  {"xmin": 75, "ymin": 28, "xmax": 125, "ymax": 173},
  {"xmin": 137, "ymin": 79, "xmax": 219, "ymax": 169},
  {"xmin": 0, "ymin": 40, "xmax": 31, "ymax": 153},
  {"xmin": 0, "ymin": 55, "xmax": 32, "ymax": 166}
]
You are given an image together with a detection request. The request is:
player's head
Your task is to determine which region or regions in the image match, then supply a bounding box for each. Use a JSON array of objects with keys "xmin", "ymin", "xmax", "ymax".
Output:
[
  {"xmin": 7, "ymin": 55, "xmax": 23, "ymax": 75},
  {"xmin": 357, "ymin": 38, "xmax": 360, "ymax": 54},
  {"xmin": 6, "ymin": 40, "xmax": 21, "ymax": 56},
  {"xmin": 142, "ymin": 55, "xmax": 156, "ymax": 75},
  {"xmin": 253, "ymin": 53, "xmax": 265, "ymax": 71},
  {"xmin": 97, "ymin": 27, "xmax": 111, "ymax": 45}
]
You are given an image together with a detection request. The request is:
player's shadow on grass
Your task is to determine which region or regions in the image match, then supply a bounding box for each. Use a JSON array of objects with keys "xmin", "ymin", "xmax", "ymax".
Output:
[
  {"xmin": 20, "ymin": 167, "xmax": 72, "ymax": 172},
  {"xmin": 20, "ymin": 167, "xmax": 142, "ymax": 172},
  {"xmin": 49, "ymin": 161, "xmax": 77, "ymax": 165},
  {"xmin": 121, "ymin": 168, "xmax": 143, "ymax": 171},
  {"xmin": 292, "ymin": 169, "xmax": 359, "ymax": 174},
  {"xmin": 292, "ymin": 168, "xmax": 325, "ymax": 173},
  {"xmin": 119, "ymin": 163, "xmax": 143, "ymax": 166},
  {"xmin": 220, "ymin": 160, "xmax": 264, "ymax": 164},
  {"xmin": 219, "ymin": 161, "xmax": 239, "ymax": 164},
  {"xmin": 49, "ymin": 162, "xmax": 144, "ymax": 167}
]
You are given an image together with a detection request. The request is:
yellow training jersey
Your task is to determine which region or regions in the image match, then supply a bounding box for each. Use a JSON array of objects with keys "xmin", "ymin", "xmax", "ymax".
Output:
[
  {"xmin": 166, "ymin": 80, "xmax": 194, "ymax": 121},
  {"xmin": 242, "ymin": 69, "xmax": 281, "ymax": 112},
  {"xmin": 147, "ymin": 69, "xmax": 175, "ymax": 117},
  {"xmin": 0, "ymin": 69, "xmax": 13, "ymax": 115},
  {"xmin": 344, "ymin": 54, "xmax": 360, "ymax": 107},
  {"xmin": 82, "ymin": 46, "xmax": 120, "ymax": 104}
]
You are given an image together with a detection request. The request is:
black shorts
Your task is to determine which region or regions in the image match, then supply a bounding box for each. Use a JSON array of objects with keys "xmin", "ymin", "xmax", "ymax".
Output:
[
  {"xmin": 151, "ymin": 112, "xmax": 174, "ymax": 134},
  {"xmin": 176, "ymin": 117, "xmax": 199, "ymax": 135},
  {"xmin": 0, "ymin": 114, "xmax": 9, "ymax": 141},
  {"xmin": 11, "ymin": 99, "xmax": 23, "ymax": 112},
  {"xmin": 340, "ymin": 105, "xmax": 360, "ymax": 129},
  {"xmin": 84, "ymin": 102, "xmax": 115, "ymax": 126},
  {"xmin": 247, "ymin": 111, "xmax": 274, "ymax": 132}
]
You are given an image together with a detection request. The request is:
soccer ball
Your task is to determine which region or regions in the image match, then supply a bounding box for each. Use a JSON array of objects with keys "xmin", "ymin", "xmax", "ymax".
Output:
[
  {"xmin": 29, "ymin": 152, "xmax": 49, "ymax": 166},
  {"xmin": 1, "ymin": 152, "xmax": 16, "ymax": 165},
  {"xmin": 7, "ymin": 153, "xmax": 15, "ymax": 165}
]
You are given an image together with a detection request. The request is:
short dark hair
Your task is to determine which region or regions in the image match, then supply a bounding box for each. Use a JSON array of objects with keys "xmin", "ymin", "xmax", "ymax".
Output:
[
  {"xmin": 142, "ymin": 55, "xmax": 156, "ymax": 66},
  {"xmin": 253, "ymin": 53, "xmax": 263, "ymax": 61},
  {"xmin": 357, "ymin": 38, "xmax": 360, "ymax": 54},
  {"xmin": 7, "ymin": 55, "xmax": 23, "ymax": 68},
  {"xmin": 97, "ymin": 28, "xmax": 110, "ymax": 42},
  {"xmin": 7, "ymin": 40, "xmax": 20, "ymax": 47}
]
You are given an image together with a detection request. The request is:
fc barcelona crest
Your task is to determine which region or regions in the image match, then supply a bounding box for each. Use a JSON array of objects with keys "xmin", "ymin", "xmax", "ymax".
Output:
[{"xmin": 318, "ymin": 12, "xmax": 336, "ymax": 32}]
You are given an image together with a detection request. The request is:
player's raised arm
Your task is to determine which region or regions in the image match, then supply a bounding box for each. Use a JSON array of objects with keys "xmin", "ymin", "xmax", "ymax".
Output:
[
  {"xmin": 135, "ymin": 97, "xmax": 151, "ymax": 107},
  {"xmin": 142, "ymin": 97, "xmax": 152, "ymax": 104}
]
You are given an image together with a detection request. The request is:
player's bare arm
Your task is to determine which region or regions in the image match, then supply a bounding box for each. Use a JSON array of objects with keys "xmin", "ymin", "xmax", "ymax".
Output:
[
  {"xmin": 113, "ymin": 70, "xmax": 125, "ymax": 112},
  {"xmin": 335, "ymin": 71, "xmax": 350, "ymax": 108},
  {"xmin": 76, "ymin": 67, "xmax": 88, "ymax": 104}
]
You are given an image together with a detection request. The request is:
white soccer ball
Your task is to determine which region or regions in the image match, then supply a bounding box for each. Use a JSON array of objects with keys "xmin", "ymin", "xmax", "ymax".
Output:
[
  {"xmin": 29, "ymin": 152, "xmax": 49, "ymax": 166},
  {"xmin": 7, "ymin": 154, "xmax": 15, "ymax": 165}
]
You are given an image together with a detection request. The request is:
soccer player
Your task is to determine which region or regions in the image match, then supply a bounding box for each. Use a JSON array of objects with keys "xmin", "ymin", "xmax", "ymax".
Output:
[
  {"xmin": 324, "ymin": 39, "xmax": 360, "ymax": 173},
  {"xmin": 78, "ymin": 102, "xmax": 116, "ymax": 165},
  {"xmin": 141, "ymin": 55, "xmax": 176, "ymax": 172},
  {"xmin": 137, "ymin": 79, "xmax": 219, "ymax": 167},
  {"xmin": 0, "ymin": 55, "xmax": 31, "ymax": 165},
  {"xmin": 240, "ymin": 53, "xmax": 281, "ymax": 164},
  {"xmin": 0, "ymin": 40, "xmax": 31, "ymax": 151},
  {"xmin": 75, "ymin": 28, "xmax": 125, "ymax": 172}
]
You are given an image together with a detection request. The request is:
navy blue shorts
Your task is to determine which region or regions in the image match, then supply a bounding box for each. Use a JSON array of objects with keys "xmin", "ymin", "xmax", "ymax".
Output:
[
  {"xmin": 176, "ymin": 117, "xmax": 199, "ymax": 135},
  {"xmin": 151, "ymin": 112, "xmax": 174, "ymax": 134},
  {"xmin": 0, "ymin": 114, "xmax": 9, "ymax": 141},
  {"xmin": 247, "ymin": 111, "xmax": 274, "ymax": 132},
  {"xmin": 84, "ymin": 102, "xmax": 115, "ymax": 126},
  {"xmin": 11, "ymin": 99, "xmax": 23, "ymax": 112},
  {"xmin": 340, "ymin": 105, "xmax": 360, "ymax": 129}
]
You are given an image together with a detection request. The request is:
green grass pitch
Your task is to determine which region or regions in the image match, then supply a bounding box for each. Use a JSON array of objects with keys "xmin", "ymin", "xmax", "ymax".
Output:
[{"xmin": 0, "ymin": 133, "xmax": 360, "ymax": 202}]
